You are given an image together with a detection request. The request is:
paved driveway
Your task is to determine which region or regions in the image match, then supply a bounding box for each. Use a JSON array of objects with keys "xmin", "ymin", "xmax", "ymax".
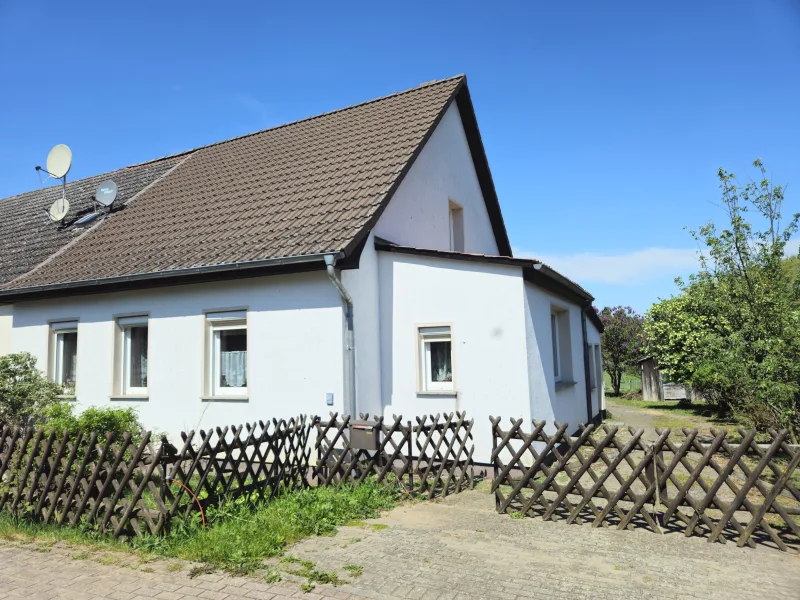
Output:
[
  {"xmin": 0, "ymin": 543, "xmax": 362, "ymax": 600},
  {"xmin": 1, "ymin": 489, "xmax": 798, "ymax": 600},
  {"xmin": 290, "ymin": 489, "xmax": 800, "ymax": 600}
]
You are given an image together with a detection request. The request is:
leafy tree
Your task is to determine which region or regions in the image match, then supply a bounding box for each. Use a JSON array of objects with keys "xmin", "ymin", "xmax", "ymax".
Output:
[
  {"xmin": 599, "ymin": 306, "xmax": 646, "ymax": 396},
  {"xmin": 0, "ymin": 352, "xmax": 63, "ymax": 427},
  {"xmin": 645, "ymin": 160, "xmax": 800, "ymax": 441}
]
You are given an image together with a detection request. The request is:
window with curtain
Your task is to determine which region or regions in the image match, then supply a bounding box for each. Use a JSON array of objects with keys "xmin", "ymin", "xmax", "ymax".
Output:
[
  {"xmin": 56, "ymin": 332, "xmax": 78, "ymax": 391},
  {"xmin": 117, "ymin": 316, "xmax": 149, "ymax": 395},
  {"xmin": 51, "ymin": 321, "xmax": 78, "ymax": 395},
  {"xmin": 207, "ymin": 311, "xmax": 248, "ymax": 397},
  {"xmin": 419, "ymin": 326, "xmax": 454, "ymax": 392},
  {"xmin": 125, "ymin": 325, "xmax": 148, "ymax": 393}
]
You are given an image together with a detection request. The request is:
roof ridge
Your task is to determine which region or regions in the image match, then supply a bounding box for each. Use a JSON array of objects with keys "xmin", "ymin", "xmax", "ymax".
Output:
[
  {"xmin": 1, "ymin": 75, "xmax": 465, "ymax": 203},
  {"xmin": 125, "ymin": 74, "xmax": 466, "ymax": 167}
]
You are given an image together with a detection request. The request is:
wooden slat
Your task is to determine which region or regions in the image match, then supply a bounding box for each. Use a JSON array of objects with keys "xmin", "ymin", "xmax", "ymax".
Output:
[{"xmin": 490, "ymin": 419, "xmax": 800, "ymax": 552}]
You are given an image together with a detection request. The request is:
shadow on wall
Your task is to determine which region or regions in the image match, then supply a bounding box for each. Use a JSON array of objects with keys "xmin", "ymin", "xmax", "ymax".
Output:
[
  {"xmin": 10, "ymin": 272, "xmax": 341, "ymax": 328},
  {"xmin": 378, "ymin": 256, "xmax": 394, "ymax": 415}
]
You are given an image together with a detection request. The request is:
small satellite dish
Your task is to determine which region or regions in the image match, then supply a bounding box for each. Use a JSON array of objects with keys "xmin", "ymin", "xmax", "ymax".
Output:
[
  {"xmin": 74, "ymin": 212, "xmax": 100, "ymax": 226},
  {"xmin": 94, "ymin": 180, "xmax": 118, "ymax": 207},
  {"xmin": 48, "ymin": 197, "xmax": 70, "ymax": 223},
  {"xmin": 46, "ymin": 144, "xmax": 72, "ymax": 179}
]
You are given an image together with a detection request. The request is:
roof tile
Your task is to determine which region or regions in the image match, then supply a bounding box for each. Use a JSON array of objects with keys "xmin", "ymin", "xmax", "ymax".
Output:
[{"xmin": 3, "ymin": 76, "xmax": 463, "ymax": 290}]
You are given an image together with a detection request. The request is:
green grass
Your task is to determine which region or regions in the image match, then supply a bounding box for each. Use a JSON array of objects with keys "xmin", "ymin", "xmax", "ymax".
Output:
[
  {"xmin": 604, "ymin": 371, "xmax": 642, "ymax": 394},
  {"xmin": 608, "ymin": 395, "xmax": 731, "ymax": 422},
  {"xmin": 0, "ymin": 478, "xmax": 397, "ymax": 576}
]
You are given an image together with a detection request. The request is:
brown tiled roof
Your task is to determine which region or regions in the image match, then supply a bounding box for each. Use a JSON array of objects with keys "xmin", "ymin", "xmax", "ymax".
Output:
[
  {"xmin": 3, "ymin": 76, "xmax": 478, "ymax": 293},
  {"xmin": 0, "ymin": 157, "xmax": 181, "ymax": 285}
]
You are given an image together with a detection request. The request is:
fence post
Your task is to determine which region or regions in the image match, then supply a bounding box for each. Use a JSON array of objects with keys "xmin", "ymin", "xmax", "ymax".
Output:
[
  {"xmin": 407, "ymin": 420, "xmax": 413, "ymax": 493},
  {"xmin": 492, "ymin": 419, "xmax": 500, "ymax": 512}
]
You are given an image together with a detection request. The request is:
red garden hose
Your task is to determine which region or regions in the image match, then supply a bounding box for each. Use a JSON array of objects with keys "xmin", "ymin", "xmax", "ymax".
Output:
[{"xmin": 167, "ymin": 475, "xmax": 206, "ymax": 528}]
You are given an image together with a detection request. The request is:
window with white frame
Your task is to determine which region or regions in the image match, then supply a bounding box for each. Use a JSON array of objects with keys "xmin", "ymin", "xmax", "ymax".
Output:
[
  {"xmin": 449, "ymin": 200, "xmax": 464, "ymax": 252},
  {"xmin": 550, "ymin": 307, "xmax": 573, "ymax": 386},
  {"xmin": 118, "ymin": 316, "xmax": 148, "ymax": 395},
  {"xmin": 550, "ymin": 312, "xmax": 561, "ymax": 382},
  {"xmin": 207, "ymin": 311, "xmax": 248, "ymax": 396},
  {"xmin": 418, "ymin": 326, "xmax": 454, "ymax": 392},
  {"xmin": 51, "ymin": 321, "xmax": 78, "ymax": 394},
  {"xmin": 589, "ymin": 343, "xmax": 598, "ymax": 390}
]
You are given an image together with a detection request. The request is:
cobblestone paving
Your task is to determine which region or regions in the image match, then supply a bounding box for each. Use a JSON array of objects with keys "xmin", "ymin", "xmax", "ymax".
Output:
[
  {"xmin": 0, "ymin": 543, "xmax": 362, "ymax": 600},
  {"xmin": 1, "ymin": 490, "xmax": 799, "ymax": 600},
  {"xmin": 290, "ymin": 490, "xmax": 800, "ymax": 600}
]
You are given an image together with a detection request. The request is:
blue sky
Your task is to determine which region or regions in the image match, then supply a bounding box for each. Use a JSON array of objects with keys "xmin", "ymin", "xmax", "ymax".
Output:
[{"xmin": 1, "ymin": 1, "xmax": 798, "ymax": 312}]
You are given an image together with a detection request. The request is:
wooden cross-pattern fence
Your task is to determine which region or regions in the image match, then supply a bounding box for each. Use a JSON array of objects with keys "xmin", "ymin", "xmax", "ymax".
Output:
[
  {"xmin": 314, "ymin": 412, "xmax": 475, "ymax": 497},
  {"xmin": 0, "ymin": 425, "xmax": 165, "ymax": 538},
  {"xmin": 491, "ymin": 418, "xmax": 800, "ymax": 551},
  {"xmin": 0, "ymin": 416, "xmax": 315, "ymax": 539},
  {"xmin": 0, "ymin": 411, "xmax": 475, "ymax": 539}
]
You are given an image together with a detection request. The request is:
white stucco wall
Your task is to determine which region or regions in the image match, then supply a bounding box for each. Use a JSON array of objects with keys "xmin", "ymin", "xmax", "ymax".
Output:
[
  {"xmin": 523, "ymin": 282, "xmax": 593, "ymax": 433},
  {"xmin": 11, "ymin": 273, "xmax": 345, "ymax": 442},
  {"xmin": 377, "ymin": 253, "xmax": 531, "ymax": 462},
  {"xmin": 342, "ymin": 234, "xmax": 384, "ymax": 418},
  {"xmin": 0, "ymin": 304, "xmax": 12, "ymax": 356},
  {"xmin": 372, "ymin": 102, "xmax": 499, "ymax": 255}
]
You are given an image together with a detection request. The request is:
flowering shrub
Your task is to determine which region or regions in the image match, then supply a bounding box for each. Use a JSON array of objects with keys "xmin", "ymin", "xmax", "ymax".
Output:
[
  {"xmin": 599, "ymin": 306, "xmax": 646, "ymax": 395},
  {"xmin": 0, "ymin": 352, "xmax": 62, "ymax": 427}
]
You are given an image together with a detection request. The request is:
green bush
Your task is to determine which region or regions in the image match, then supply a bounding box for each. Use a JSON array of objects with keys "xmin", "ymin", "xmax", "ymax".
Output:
[
  {"xmin": 0, "ymin": 352, "xmax": 63, "ymax": 427},
  {"xmin": 44, "ymin": 402, "xmax": 143, "ymax": 440}
]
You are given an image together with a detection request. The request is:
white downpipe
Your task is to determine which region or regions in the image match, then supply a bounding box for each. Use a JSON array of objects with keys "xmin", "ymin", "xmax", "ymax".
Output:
[{"xmin": 325, "ymin": 254, "xmax": 356, "ymax": 417}]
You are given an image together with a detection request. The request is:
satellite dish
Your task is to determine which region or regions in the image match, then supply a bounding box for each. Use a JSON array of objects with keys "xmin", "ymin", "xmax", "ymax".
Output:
[
  {"xmin": 48, "ymin": 197, "xmax": 70, "ymax": 222},
  {"xmin": 46, "ymin": 144, "xmax": 72, "ymax": 179},
  {"xmin": 95, "ymin": 180, "xmax": 118, "ymax": 207}
]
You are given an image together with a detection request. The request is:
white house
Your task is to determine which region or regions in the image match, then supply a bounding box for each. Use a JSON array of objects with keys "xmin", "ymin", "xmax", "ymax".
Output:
[{"xmin": 0, "ymin": 76, "xmax": 603, "ymax": 462}]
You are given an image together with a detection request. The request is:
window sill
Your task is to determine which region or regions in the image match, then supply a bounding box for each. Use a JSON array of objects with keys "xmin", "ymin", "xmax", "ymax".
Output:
[
  {"xmin": 555, "ymin": 381, "xmax": 577, "ymax": 392},
  {"xmin": 201, "ymin": 396, "xmax": 249, "ymax": 403},
  {"xmin": 56, "ymin": 394, "xmax": 76, "ymax": 401},
  {"xmin": 416, "ymin": 390, "xmax": 458, "ymax": 397},
  {"xmin": 110, "ymin": 395, "xmax": 149, "ymax": 401}
]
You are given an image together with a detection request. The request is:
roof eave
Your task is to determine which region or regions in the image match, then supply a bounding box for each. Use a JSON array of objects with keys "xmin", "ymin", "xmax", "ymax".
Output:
[
  {"xmin": 453, "ymin": 79, "xmax": 513, "ymax": 257},
  {"xmin": 373, "ymin": 239, "xmax": 601, "ymax": 320},
  {"xmin": 0, "ymin": 252, "xmax": 343, "ymax": 302}
]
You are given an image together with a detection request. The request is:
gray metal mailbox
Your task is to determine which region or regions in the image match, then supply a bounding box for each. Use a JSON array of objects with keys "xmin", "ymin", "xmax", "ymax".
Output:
[{"xmin": 350, "ymin": 420, "xmax": 379, "ymax": 450}]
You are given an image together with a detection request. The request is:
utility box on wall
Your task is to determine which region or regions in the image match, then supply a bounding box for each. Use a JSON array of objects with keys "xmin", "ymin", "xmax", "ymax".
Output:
[{"xmin": 350, "ymin": 420, "xmax": 379, "ymax": 450}]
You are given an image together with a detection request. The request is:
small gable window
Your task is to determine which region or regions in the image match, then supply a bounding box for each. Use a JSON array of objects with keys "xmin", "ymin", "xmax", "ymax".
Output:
[{"xmin": 449, "ymin": 200, "xmax": 464, "ymax": 252}]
